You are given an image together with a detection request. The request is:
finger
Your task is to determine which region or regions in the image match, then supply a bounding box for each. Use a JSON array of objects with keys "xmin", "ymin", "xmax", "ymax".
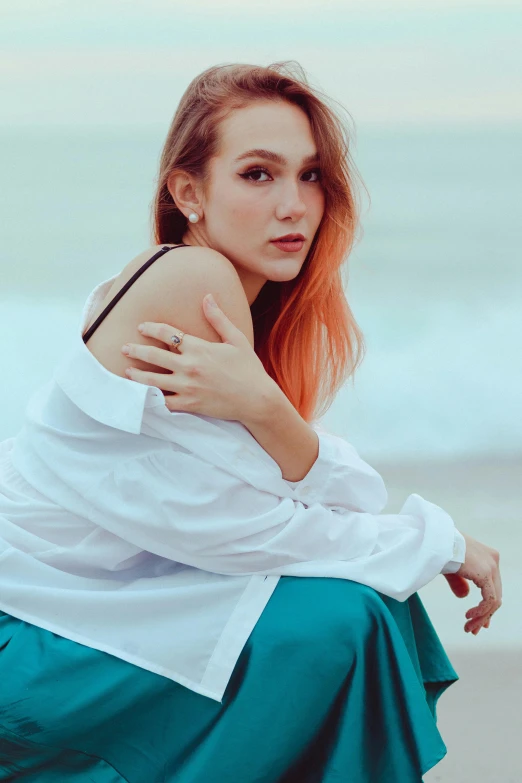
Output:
[
  {"xmin": 122, "ymin": 343, "xmax": 182, "ymax": 371},
  {"xmin": 475, "ymin": 560, "xmax": 503, "ymax": 630},
  {"xmin": 462, "ymin": 554, "xmax": 502, "ymax": 635},
  {"xmin": 125, "ymin": 367, "xmax": 182, "ymax": 391},
  {"xmin": 465, "ymin": 604, "xmax": 496, "ymax": 631},
  {"xmin": 203, "ymin": 294, "xmax": 249, "ymax": 346},
  {"xmin": 163, "ymin": 394, "xmax": 195, "ymax": 413},
  {"xmin": 464, "ymin": 574, "xmax": 498, "ymax": 632},
  {"xmin": 492, "ymin": 556, "xmax": 502, "ymax": 605},
  {"xmin": 137, "ymin": 322, "xmax": 202, "ymax": 353},
  {"xmin": 465, "ymin": 573, "xmax": 499, "ymax": 623},
  {"xmin": 444, "ymin": 573, "xmax": 470, "ymax": 598},
  {"xmin": 469, "ymin": 609, "xmax": 496, "ymax": 634},
  {"xmin": 469, "ymin": 600, "xmax": 499, "ymax": 634},
  {"xmin": 466, "ymin": 611, "xmax": 493, "ymax": 633}
]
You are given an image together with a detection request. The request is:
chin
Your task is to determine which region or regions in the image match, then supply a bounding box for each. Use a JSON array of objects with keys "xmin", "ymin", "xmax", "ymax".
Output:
[{"xmin": 266, "ymin": 267, "xmax": 302, "ymax": 283}]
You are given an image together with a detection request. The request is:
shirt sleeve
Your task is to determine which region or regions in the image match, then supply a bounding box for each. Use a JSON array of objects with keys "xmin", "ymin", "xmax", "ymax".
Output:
[
  {"xmin": 83, "ymin": 435, "xmax": 461, "ymax": 602},
  {"xmin": 144, "ymin": 411, "xmax": 390, "ymax": 515},
  {"xmin": 283, "ymin": 421, "xmax": 390, "ymax": 513},
  {"xmin": 440, "ymin": 528, "xmax": 467, "ymax": 574}
]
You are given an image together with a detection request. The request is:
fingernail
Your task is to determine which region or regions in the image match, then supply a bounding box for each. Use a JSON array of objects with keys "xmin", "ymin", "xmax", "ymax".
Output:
[
  {"xmin": 125, "ymin": 368, "xmax": 133, "ymax": 377},
  {"xmin": 121, "ymin": 345, "xmax": 130, "ymax": 355},
  {"xmin": 138, "ymin": 324, "xmax": 145, "ymax": 332},
  {"xmin": 206, "ymin": 294, "xmax": 217, "ymax": 308}
]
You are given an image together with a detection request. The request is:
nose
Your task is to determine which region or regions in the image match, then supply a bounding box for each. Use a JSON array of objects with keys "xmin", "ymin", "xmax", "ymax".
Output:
[{"xmin": 274, "ymin": 180, "xmax": 307, "ymax": 222}]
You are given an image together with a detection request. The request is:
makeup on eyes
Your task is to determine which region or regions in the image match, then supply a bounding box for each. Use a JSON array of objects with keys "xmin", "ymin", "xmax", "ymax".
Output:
[{"xmin": 239, "ymin": 166, "xmax": 322, "ymax": 183}]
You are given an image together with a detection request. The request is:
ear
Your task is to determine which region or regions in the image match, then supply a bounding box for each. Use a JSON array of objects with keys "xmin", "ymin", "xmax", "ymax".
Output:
[{"xmin": 167, "ymin": 170, "xmax": 202, "ymax": 219}]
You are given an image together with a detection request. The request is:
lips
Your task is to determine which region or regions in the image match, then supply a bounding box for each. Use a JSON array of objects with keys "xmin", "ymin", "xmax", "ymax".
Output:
[
  {"xmin": 271, "ymin": 233, "xmax": 305, "ymax": 242},
  {"xmin": 270, "ymin": 237, "xmax": 305, "ymax": 252}
]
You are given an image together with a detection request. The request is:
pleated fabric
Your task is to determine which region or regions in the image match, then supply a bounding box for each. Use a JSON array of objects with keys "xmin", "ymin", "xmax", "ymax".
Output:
[{"xmin": 0, "ymin": 576, "xmax": 458, "ymax": 783}]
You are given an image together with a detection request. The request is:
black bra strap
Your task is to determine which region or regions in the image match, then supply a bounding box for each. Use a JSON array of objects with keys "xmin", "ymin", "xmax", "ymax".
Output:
[{"xmin": 82, "ymin": 244, "xmax": 187, "ymax": 343}]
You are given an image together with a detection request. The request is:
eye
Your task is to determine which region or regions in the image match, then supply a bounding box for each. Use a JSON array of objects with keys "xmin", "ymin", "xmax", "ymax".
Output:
[
  {"xmin": 302, "ymin": 168, "xmax": 322, "ymax": 183},
  {"xmin": 239, "ymin": 166, "xmax": 322, "ymax": 184},
  {"xmin": 239, "ymin": 167, "xmax": 271, "ymax": 183}
]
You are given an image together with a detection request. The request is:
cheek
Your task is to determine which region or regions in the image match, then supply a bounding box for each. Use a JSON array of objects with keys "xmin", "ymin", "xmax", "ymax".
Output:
[
  {"xmin": 310, "ymin": 189, "xmax": 326, "ymax": 223},
  {"xmin": 225, "ymin": 188, "xmax": 265, "ymax": 222},
  {"xmin": 311, "ymin": 187, "xmax": 326, "ymax": 210},
  {"xmin": 207, "ymin": 192, "xmax": 260, "ymax": 242},
  {"xmin": 214, "ymin": 180, "xmax": 253, "ymax": 208}
]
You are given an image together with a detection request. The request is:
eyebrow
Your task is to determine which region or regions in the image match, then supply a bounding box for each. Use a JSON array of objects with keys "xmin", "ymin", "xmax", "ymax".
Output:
[{"xmin": 234, "ymin": 148, "xmax": 320, "ymax": 166}]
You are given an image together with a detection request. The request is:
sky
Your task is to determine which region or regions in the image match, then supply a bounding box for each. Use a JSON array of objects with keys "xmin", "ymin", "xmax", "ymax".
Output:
[{"xmin": 1, "ymin": 0, "xmax": 521, "ymax": 128}]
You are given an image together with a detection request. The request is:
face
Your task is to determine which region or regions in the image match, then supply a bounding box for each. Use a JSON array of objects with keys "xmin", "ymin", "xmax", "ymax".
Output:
[{"xmin": 179, "ymin": 100, "xmax": 325, "ymax": 305}]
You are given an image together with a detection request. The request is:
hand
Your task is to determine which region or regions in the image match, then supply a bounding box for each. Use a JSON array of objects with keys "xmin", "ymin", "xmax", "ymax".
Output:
[
  {"xmin": 445, "ymin": 532, "xmax": 502, "ymax": 636},
  {"xmin": 443, "ymin": 572, "xmax": 470, "ymax": 600},
  {"xmin": 121, "ymin": 294, "xmax": 279, "ymax": 423}
]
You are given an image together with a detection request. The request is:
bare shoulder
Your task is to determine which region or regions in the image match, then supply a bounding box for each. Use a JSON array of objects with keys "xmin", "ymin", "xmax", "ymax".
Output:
[
  {"xmin": 123, "ymin": 244, "xmax": 253, "ymax": 347},
  {"xmin": 83, "ymin": 244, "xmax": 254, "ymax": 381}
]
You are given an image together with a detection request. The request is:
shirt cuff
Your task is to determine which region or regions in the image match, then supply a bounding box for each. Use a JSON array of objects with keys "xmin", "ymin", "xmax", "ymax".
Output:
[
  {"xmin": 283, "ymin": 425, "xmax": 388, "ymax": 514},
  {"xmin": 440, "ymin": 528, "xmax": 466, "ymax": 574}
]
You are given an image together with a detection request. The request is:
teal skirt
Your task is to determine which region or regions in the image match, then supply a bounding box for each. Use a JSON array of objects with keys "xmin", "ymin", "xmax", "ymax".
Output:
[{"xmin": 0, "ymin": 576, "xmax": 458, "ymax": 782}]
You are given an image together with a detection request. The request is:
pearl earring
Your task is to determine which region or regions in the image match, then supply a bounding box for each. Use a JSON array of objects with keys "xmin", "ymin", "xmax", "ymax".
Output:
[{"xmin": 188, "ymin": 212, "xmax": 199, "ymax": 224}]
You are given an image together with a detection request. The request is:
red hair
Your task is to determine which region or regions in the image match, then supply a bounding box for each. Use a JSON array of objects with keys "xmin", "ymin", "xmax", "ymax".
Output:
[{"xmin": 151, "ymin": 61, "xmax": 367, "ymax": 423}]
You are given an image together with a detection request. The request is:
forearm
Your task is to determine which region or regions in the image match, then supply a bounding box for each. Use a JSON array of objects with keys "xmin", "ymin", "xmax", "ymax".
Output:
[{"xmin": 240, "ymin": 382, "xmax": 319, "ymax": 482}]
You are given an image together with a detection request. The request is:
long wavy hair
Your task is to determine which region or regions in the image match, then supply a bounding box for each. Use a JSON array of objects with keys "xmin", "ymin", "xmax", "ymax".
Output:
[{"xmin": 151, "ymin": 61, "xmax": 368, "ymax": 423}]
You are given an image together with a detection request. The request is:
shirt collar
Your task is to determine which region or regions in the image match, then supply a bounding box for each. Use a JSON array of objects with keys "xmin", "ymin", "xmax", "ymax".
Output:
[{"xmin": 54, "ymin": 274, "xmax": 167, "ymax": 434}]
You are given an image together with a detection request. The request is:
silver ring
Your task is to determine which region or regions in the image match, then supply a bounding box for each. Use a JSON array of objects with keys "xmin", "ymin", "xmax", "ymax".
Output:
[{"xmin": 170, "ymin": 330, "xmax": 185, "ymax": 348}]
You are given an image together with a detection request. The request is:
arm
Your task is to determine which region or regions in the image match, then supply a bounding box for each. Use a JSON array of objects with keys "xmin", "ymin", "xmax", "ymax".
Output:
[
  {"xmin": 120, "ymin": 244, "xmax": 377, "ymax": 487},
  {"xmin": 120, "ymin": 244, "xmax": 342, "ymax": 484},
  {"xmin": 241, "ymin": 380, "xmax": 321, "ymax": 482},
  {"xmin": 83, "ymin": 432, "xmax": 461, "ymax": 602},
  {"xmin": 117, "ymin": 245, "xmax": 465, "ymax": 577},
  {"xmin": 191, "ymin": 264, "xmax": 465, "ymax": 572},
  {"xmin": 243, "ymin": 394, "xmax": 467, "ymax": 573}
]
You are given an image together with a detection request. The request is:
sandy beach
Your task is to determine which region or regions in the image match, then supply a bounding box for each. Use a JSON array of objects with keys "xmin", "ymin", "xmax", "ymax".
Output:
[
  {"xmin": 423, "ymin": 649, "xmax": 522, "ymax": 782},
  {"xmin": 372, "ymin": 455, "xmax": 522, "ymax": 782}
]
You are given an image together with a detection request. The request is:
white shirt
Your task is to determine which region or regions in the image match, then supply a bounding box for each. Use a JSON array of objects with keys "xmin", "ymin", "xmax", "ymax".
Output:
[{"xmin": 0, "ymin": 271, "xmax": 466, "ymax": 703}]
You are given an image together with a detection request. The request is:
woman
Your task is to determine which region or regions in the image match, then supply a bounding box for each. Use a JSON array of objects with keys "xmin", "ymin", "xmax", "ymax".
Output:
[{"xmin": 0, "ymin": 62, "xmax": 502, "ymax": 782}]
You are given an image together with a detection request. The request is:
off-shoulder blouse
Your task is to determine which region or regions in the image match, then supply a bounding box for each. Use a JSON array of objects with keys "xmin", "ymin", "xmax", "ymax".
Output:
[{"xmin": 0, "ymin": 271, "xmax": 465, "ymax": 702}]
